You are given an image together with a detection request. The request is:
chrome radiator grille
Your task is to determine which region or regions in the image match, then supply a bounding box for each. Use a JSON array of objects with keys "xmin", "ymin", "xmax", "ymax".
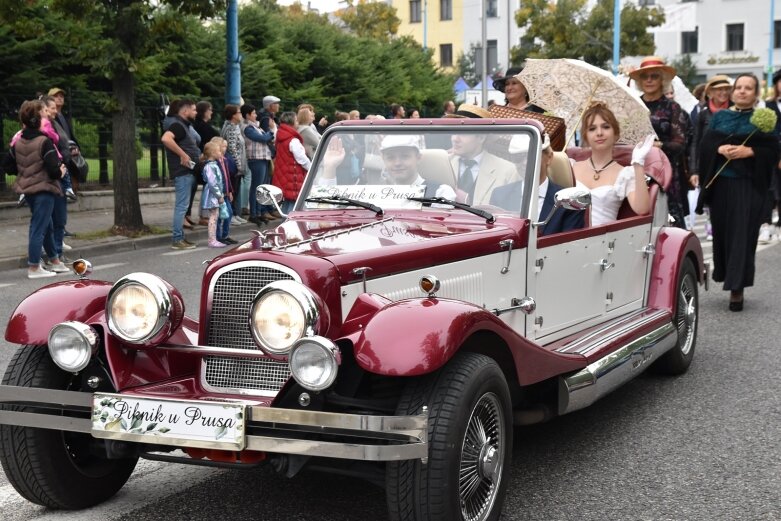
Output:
[{"xmin": 203, "ymin": 262, "xmax": 296, "ymax": 395}]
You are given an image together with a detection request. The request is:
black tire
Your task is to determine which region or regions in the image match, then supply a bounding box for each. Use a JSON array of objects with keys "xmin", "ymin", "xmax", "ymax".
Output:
[
  {"xmin": 654, "ymin": 258, "xmax": 698, "ymax": 375},
  {"xmin": 0, "ymin": 345, "xmax": 137, "ymax": 509},
  {"xmin": 387, "ymin": 352, "xmax": 513, "ymax": 521}
]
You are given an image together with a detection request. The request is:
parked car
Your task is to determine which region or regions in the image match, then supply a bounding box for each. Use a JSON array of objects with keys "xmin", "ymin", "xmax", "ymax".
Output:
[{"xmin": 0, "ymin": 118, "xmax": 705, "ymax": 520}]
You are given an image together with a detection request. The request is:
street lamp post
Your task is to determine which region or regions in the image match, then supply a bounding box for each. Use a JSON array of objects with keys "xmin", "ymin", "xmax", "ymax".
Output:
[
  {"xmin": 481, "ymin": 0, "xmax": 488, "ymax": 106},
  {"xmin": 613, "ymin": 0, "xmax": 621, "ymax": 75}
]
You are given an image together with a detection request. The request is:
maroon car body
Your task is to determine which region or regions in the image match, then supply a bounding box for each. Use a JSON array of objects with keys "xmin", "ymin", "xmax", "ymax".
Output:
[{"xmin": 0, "ymin": 120, "xmax": 704, "ymax": 520}]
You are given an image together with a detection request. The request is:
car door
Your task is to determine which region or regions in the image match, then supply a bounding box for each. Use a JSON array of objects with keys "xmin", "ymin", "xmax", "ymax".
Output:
[{"xmin": 530, "ymin": 227, "xmax": 607, "ymax": 341}]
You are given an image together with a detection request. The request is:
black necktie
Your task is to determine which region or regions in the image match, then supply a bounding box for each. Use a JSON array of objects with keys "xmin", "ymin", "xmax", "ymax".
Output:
[{"xmin": 459, "ymin": 159, "xmax": 477, "ymax": 202}]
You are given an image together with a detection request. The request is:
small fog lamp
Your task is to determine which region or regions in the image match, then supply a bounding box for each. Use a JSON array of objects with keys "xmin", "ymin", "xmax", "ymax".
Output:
[
  {"xmin": 419, "ymin": 275, "xmax": 441, "ymax": 297},
  {"xmin": 72, "ymin": 259, "xmax": 93, "ymax": 278},
  {"xmin": 48, "ymin": 321, "xmax": 98, "ymax": 373},
  {"xmin": 289, "ymin": 337, "xmax": 340, "ymax": 392}
]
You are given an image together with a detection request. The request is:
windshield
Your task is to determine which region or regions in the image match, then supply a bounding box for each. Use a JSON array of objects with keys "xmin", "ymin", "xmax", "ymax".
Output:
[{"xmin": 297, "ymin": 125, "xmax": 542, "ymax": 218}]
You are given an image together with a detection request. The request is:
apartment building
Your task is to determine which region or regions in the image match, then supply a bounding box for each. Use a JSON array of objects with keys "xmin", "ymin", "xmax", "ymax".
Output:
[{"xmin": 390, "ymin": 0, "xmax": 523, "ymax": 73}]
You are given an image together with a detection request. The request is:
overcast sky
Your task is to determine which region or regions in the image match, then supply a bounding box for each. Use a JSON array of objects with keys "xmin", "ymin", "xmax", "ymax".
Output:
[{"xmin": 276, "ymin": 0, "xmax": 345, "ymax": 13}]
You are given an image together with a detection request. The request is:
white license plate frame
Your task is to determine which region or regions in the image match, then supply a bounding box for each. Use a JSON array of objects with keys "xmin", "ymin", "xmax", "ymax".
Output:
[{"xmin": 91, "ymin": 393, "xmax": 246, "ymax": 451}]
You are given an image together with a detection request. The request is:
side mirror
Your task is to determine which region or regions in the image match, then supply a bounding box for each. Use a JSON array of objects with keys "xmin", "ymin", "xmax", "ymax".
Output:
[
  {"xmin": 554, "ymin": 186, "xmax": 591, "ymax": 211},
  {"xmin": 533, "ymin": 186, "xmax": 591, "ymax": 228},
  {"xmin": 255, "ymin": 184, "xmax": 288, "ymax": 218}
]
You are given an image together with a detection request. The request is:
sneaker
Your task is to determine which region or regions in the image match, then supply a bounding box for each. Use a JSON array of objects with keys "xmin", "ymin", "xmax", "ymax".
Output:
[
  {"xmin": 241, "ymin": 208, "xmax": 250, "ymax": 216},
  {"xmin": 63, "ymin": 229, "xmax": 74, "ymax": 237},
  {"xmin": 208, "ymin": 240, "xmax": 227, "ymax": 248},
  {"xmin": 65, "ymin": 188, "xmax": 77, "ymax": 202},
  {"xmin": 28, "ymin": 266, "xmax": 56, "ymax": 279},
  {"xmin": 704, "ymin": 221, "xmax": 713, "ymax": 241},
  {"xmin": 268, "ymin": 210, "xmax": 283, "ymax": 219},
  {"xmin": 183, "ymin": 239, "xmax": 197, "ymax": 247},
  {"xmin": 61, "ymin": 242, "xmax": 73, "ymax": 251},
  {"xmin": 759, "ymin": 223, "xmax": 771, "ymax": 244},
  {"xmin": 171, "ymin": 240, "xmax": 196, "ymax": 250},
  {"xmin": 237, "ymin": 216, "xmax": 248, "ymax": 224},
  {"xmin": 47, "ymin": 260, "xmax": 71, "ymax": 273},
  {"xmin": 261, "ymin": 212, "xmax": 278, "ymax": 221},
  {"xmin": 17, "ymin": 194, "xmax": 27, "ymax": 208},
  {"xmin": 222, "ymin": 237, "xmax": 239, "ymax": 245},
  {"xmin": 231, "ymin": 216, "xmax": 243, "ymax": 226}
]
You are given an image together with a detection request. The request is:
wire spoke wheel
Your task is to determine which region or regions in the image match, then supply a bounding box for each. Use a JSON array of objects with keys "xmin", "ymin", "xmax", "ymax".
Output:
[
  {"xmin": 459, "ymin": 393, "xmax": 505, "ymax": 521},
  {"xmin": 675, "ymin": 272, "xmax": 697, "ymax": 356}
]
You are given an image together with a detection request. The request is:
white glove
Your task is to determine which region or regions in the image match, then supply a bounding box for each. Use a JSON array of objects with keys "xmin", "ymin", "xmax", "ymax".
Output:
[{"xmin": 632, "ymin": 134, "xmax": 656, "ymax": 166}]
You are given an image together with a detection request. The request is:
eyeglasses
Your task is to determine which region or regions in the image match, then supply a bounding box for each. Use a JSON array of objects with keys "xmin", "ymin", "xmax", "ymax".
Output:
[{"xmin": 639, "ymin": 73, "xmax": 662, "ymax": 81}]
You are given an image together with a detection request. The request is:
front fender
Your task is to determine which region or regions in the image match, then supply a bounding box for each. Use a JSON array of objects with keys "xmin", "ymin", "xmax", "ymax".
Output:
[
  {"xmin": 352, "ymin": 298, "xmax": 509, "ymax": 376},
  {"xmin": 647, "ymin": 227, "xmax": 705, "ymax": 312},
  {"xmin": 5, "ymin": 280, "xmax": 113, "ymax": 345}
]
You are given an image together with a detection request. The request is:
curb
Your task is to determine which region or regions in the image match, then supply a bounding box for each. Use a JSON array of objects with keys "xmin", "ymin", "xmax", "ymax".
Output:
[{"xmin": 0, "ymin": 227, "xmax": 212, "ymax": 273}]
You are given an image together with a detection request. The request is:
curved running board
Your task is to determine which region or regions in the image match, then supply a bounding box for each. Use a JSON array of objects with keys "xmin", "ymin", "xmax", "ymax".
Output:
[{"xmin": 558, "ymin": 322, "xmax": 676, "ymax": 415}]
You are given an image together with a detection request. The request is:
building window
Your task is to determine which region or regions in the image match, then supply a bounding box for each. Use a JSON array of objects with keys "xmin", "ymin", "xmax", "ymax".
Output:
[
  {"xmin": 682, "ymin": 27, "xmax": 698, "ymax": 54},
  {"xmin": 638, "ymin": 0, "xmax": 655, "ymax": 5},
  {"xmin": 440, "ymin": 44, "xmax": 453, "ymax": 67},
  {"xmin": 475, "ymin": 40, "xmax": 499, "ymax": 75},
  {"xmin": 487, "ymin": 0, "xmax": 498, "ymax": 17},
  {"xmin": 488, "ymin": 40, "xmax": 498, "ymax": 73},
  {"xmin": 410, "ymin": 0, "xmax": 421, "ymax": 23},
  {"xmin": 440, "ymin": 0, "xmax": 452, "ymax": 21},
  {"xmin": 726, "ymin": 23, "xmax": 744, "ymax": 51},
  {"xmin": 775, "ymin": 20, "xmax": 781, "ymax": 48}
]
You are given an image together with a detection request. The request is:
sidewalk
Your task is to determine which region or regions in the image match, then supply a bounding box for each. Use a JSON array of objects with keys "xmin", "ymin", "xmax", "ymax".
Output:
[{"xmin": 0, "ymin": 189, "xmax": 266, "ymax": 272}]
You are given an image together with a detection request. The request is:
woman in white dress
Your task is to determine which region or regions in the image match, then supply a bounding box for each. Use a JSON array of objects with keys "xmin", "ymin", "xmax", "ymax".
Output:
[{"xmin": 572, "ymin": 102, "xmax": 655, "ymax": 225}]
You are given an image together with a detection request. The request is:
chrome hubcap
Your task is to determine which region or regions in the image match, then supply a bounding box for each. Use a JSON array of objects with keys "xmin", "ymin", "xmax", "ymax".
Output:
[
  {"xmin": 676, "ymin": 274, "xmax": 697, "ymax": 355},
  {"xmin": 459, "ymin": 393, "xmax": 504, "ymax": 521}
]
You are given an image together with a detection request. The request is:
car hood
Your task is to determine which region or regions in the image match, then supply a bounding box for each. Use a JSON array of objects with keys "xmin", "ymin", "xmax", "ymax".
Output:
[{"xmin": 236, "ymin": 211, "xmax": 527, "ymax": 283}]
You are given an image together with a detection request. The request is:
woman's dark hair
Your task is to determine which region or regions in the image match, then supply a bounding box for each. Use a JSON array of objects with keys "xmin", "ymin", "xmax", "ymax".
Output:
[
  {"xmin": 19, "ymin": 99, "xmax": 44, "ymax": 129},
  {"xmin": 166, "ymin": 99, "xmax": 182, "ymax": 117},
  {"xmin": 223, "ymin": 104, "xmax": 239, "ymax": 121},
  {"xmin": 733, "ymin": 73, "xmax": 760, "ymax": 96},
  {"xmin": 580, "ymin": 102, "xmax": 621, "ymax": 146},
  {"xmin": 240, "ymin": 103, "xmax": 256, "ymax": 119},
  {"xmin": 195, "ymin": 100, "xmax": 212, "ymax": 120}
]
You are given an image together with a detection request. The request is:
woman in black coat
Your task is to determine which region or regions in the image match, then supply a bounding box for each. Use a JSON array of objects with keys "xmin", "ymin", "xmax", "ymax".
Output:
[{"xmin": 696, "ymin": 74, "xmax": 780, "ymax": 311}]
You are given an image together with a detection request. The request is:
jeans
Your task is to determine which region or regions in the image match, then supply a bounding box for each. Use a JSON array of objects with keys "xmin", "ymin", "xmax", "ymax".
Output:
[
  {"xmin": 26, "ymin": 192, "xmax": 57, "ymax": 266},
  {"xmin": 173, "ymin": 174, "xmax": 195, "ymax": 242},
  {"xmin": 248, "ymin": 159, "xmax": 271, "ymax": 217},
  {"xmin": 51, "ymin": 194, "xmax": 67, "ymax": 258},
  {"xmin": 217, "ymin": 201, "xmax": 233, "ymax": 241},
  {"xmin": 280, "ymin": 199, "xmax": 295, "ymax": 214}
]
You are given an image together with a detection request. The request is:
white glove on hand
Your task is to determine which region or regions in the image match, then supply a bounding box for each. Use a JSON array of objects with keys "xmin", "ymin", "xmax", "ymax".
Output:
[{"xmin": 632, "ymin": 134, "xmax": 656, "ymax": 166}]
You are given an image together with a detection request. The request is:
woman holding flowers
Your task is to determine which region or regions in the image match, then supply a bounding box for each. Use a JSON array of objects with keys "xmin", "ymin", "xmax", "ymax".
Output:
[{"xmin": 696, "ymin": 73, "xmax": 780, "ymax": 311}]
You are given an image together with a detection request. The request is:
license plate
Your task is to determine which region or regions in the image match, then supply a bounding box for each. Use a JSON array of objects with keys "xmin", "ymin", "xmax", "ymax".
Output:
[{"xmin": 91, "ymin": 393, "xmax": 246, "ymax": 451}]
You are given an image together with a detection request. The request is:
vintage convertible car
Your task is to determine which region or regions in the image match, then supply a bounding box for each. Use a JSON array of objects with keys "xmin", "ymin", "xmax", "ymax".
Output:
[{"xmin": 0, "ymin": 119, "xmax": 705, "ymax": 521}]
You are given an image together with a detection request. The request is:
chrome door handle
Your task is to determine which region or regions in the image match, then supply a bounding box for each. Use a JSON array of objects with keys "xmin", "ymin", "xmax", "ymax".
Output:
[{"xmin": 599, "ymin": 259, "xmax": 615, "ymax": 272}]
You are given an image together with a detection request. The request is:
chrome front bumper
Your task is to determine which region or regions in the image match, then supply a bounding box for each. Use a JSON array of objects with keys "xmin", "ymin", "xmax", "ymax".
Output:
[{"xmin": 0, "ymin": 385, "xmax": 428, "ymax": 462}]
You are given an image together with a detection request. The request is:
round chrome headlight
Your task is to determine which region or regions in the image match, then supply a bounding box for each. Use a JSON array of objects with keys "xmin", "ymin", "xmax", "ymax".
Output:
[
  {"xmin": 48, "ymin": 321, "xmax": 98, "ymax": 373},
  {"xmin": 250, "ymin": 280, "xmax": 321, "ymax": 355},
  {"xmin": 289, "ymin": 337, "xmax": 340, "ymax": 391},
  {"xmin": 106, "ymin": 273, "xmax": 180, "ymax": 345}
]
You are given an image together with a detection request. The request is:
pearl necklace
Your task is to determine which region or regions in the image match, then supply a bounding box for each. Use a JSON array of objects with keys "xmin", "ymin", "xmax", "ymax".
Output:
[{"xmin": 589, "ymin": 157, "xmax": 615, "ymax": 180}]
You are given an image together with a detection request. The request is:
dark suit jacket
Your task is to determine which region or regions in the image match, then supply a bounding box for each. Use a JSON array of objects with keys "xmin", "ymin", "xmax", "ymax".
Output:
[{"xmin": 490, "ymin": 180, "xmax": 584, "ymax": 236}]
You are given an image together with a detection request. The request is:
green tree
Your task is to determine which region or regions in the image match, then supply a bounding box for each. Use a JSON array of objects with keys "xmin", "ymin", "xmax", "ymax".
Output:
[
  {"xmin": 0, "ymin": 0, "xmax": 227, "ymax": 234},
  {"xmin": 670, "ymin": 53, "xmax": 698, "ymax": 90},
  {"xmin": 456, "ymin": 43, "xmax": 480, "ymax": 87},
  {"xmin": 511, "ymin": 0, "xmax": 664, "ymax": 69},
  {"xmin": 336, "ymin": 0, "xmax": 400, "ymax": 41}
]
